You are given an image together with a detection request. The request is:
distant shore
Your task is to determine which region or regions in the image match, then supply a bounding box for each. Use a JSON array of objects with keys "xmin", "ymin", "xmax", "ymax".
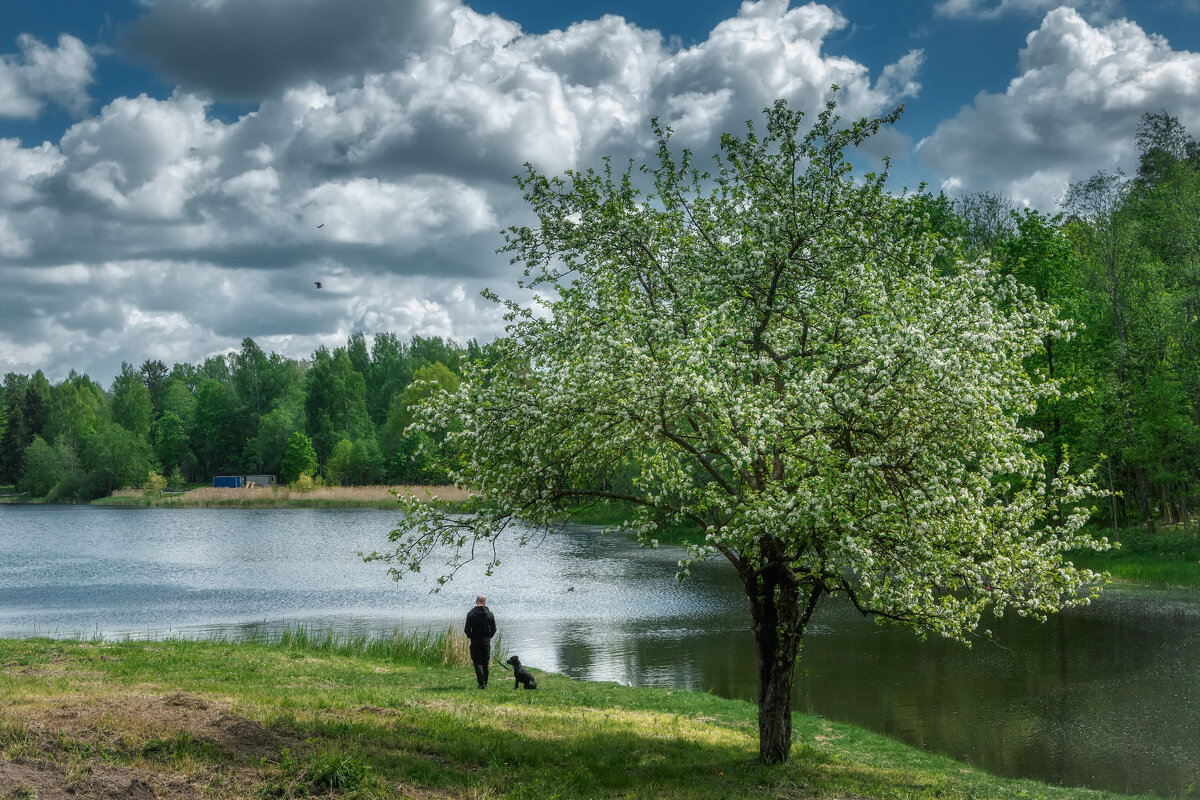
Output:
[
  {"xmin": 89, "ymin": 484, "xmax": 474, "ymax": 509},
  {"xmin": 6, "ymin": 484, "xmax": 1197, "ymax": 588}
]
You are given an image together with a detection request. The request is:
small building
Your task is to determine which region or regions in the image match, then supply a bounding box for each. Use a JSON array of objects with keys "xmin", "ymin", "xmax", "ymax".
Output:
[
  {"xmin": 212, "ymin": 475, "xmax": 278, "ymax": 488},
  {"xmin": 244, "ymin": 474, "xmax": 278, "ymax": 487}
]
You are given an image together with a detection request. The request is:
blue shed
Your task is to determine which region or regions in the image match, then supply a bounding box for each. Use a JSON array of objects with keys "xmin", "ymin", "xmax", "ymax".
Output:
[{"xmin": 213, "ymin": 475, "xmax": 244, "ymax": 488}]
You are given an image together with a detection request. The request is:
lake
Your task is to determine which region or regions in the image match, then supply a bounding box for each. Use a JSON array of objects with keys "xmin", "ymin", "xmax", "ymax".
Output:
[{"xmin": 1, "ymin": 504, "xmax": 1197, "ymax": 796}]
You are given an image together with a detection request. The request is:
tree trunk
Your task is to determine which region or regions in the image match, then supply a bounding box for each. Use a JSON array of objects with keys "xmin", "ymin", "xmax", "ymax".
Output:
[{"xmin": 743, "ymin": 561, "xmax": 803, "ymax": 764}]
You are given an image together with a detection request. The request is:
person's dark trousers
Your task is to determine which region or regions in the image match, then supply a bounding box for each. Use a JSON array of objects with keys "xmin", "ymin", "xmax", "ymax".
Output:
[{"xmin": 470, "ymin": 641, "xmax": 490, "ymax": 688}]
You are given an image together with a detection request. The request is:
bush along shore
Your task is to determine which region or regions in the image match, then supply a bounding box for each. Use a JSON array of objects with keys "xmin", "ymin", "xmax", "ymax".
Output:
[{"xmin": 0, "ymin": 629, "xmax": 1160, "ymax": 800}]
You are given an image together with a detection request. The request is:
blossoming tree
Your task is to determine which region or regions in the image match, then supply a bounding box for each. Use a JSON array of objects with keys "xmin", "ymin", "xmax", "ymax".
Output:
[{"xmin": 368, "ymin": 97, "xmax": 1109, "ymax": 763}]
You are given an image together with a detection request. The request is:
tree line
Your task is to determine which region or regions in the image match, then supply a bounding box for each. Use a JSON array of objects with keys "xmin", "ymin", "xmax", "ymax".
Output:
[
  {"xmin": 921, "ymin": 110, "xmax": 1200, "ymax": 532},
  {"xmin": 0, "ymin": 333, "xmax": 487, "ymax": 500},
  {"xmin": 3, "ymin": 109, "xmax": 1200, "ymax": 528}
]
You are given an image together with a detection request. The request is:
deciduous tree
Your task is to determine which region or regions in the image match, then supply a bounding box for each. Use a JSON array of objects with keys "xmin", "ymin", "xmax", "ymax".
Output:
[
  {"xmin": 368, "ymin": 98, "xmax": 1110, "ymax": 763},
  {"xmin": 110, "ymin": 362, "xmax": 153, "ymax": 438},
  {"xmin": 281, "ymin": 431, "xmax": 318, "ymax": 484}
]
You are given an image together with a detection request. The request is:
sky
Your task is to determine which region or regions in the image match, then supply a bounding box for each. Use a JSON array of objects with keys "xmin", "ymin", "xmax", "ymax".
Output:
[{"xmin": 3, "ymin": 0, "xmax": 1200, "ymax": 386}]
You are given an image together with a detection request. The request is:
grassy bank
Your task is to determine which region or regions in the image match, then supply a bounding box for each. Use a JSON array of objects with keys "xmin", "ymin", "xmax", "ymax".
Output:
[
  {"xmin": 90, "ymin": 484, "xmax": 473, "ymax": 509},
  {"xmin": 558, "ymin": 501, "xmax": 703, "ymax": 546},
  {"xmin": 0, "ymin": 631, "xmax": 1159, "ymax": 800},
  {"xmin": 1069, "ymin": 524, "xmax": 1200, "ymax": 589}
]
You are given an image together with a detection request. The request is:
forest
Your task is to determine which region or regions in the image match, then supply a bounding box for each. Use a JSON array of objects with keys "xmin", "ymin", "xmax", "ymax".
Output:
[
  {"xmin": 0, "ymin": 332, "xmax": 488, "ymax": 500},
  {"xmin": 2, "ymin": 110, "xmax": 1199, "ymax": 531}
]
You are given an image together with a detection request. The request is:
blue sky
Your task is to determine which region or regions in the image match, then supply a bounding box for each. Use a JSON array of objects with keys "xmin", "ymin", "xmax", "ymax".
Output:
[{"xmin": 3, "ymin": 0, "xmax": 1200, "ymax": 384}]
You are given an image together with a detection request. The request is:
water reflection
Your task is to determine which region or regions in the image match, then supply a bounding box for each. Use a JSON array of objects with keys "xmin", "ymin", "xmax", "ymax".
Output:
[{"xmin": 1, "ymin": 505, "xmax": 1197, "ymax": 795}]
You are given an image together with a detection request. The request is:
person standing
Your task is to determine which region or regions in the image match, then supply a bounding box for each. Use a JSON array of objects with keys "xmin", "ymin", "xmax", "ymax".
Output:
[{"xmin": 464, "ymin": 594, "xmax": 497, "ymax": 689}]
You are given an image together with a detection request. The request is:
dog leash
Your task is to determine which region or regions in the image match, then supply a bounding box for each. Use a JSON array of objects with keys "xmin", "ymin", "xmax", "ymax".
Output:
[{"xmin": 494, "ymin": 657, "xmax": 512, "ymax": 671}]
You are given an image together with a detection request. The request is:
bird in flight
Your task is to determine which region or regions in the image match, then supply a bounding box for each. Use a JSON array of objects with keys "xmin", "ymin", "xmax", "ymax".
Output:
[
  {"xmin": 314, "ymin": 281, "xmax": 323, "ymax": 289},
  {"xmin": 316, "ymin": 223, "xmax": 324, "ymax": 228}
]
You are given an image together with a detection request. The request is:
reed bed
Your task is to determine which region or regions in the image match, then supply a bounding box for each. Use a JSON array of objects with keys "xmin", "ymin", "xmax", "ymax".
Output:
[
  {"xmin": 230, "ymin": 623, "xmax": 474, "ymax": 667},
  {"xmin": 105, "ymin": 484, "xmax": 474, "ymax": 508}
]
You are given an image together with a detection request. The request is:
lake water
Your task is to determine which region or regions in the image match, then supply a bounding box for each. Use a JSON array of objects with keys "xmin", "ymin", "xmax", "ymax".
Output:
[{"xmin": 1, "ymin": 504, "xmax": 1197, "ymax": 796}]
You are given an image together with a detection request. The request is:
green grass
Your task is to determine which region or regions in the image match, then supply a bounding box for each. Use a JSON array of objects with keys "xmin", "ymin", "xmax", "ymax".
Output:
[
  {"xmin": 0, "ymin": 631, "xmax": 1166, "ymax": 800},
  {"xmin": 561, "ymin": 501, "xmax": 704, "ymax": 546},
  {"xmin": 1069, "ymin": 523, "xmax": 1200, "ymax": 588}
]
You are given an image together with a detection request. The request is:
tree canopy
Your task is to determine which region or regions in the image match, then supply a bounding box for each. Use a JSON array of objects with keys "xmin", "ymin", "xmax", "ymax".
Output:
[
  {"xmin": 370, "ymin": 97, "xmax": 1109, "ymax": 763},
  {"xmin": 0, "ymin": 333, "xmax": 482, "ymax": 500}
]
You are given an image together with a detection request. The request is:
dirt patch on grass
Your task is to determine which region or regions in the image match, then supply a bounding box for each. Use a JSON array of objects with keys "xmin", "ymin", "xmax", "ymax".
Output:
[
  {"xmin": 20, "ymin": 691, "xmax": 288, "ymax": 759},
  {"xmin": 0, "ymin": 757, "xmax": 195, "ymax": 799},
  {"xmin": 1, "ymin": 688, "xmax": 474, "ymax": 799},
  {"xmin": 1, "ymin": 690, "xmax": 295, "ymax": 800}
]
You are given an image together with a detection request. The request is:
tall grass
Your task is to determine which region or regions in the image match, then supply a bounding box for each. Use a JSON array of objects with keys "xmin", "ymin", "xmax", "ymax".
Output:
[
  {"xmin": 1069, "ymin": 523, "xmax": 1200, "ymax": 588},
  {"xmin": 102, "ymin": 484, "xmax": 474, "ymax": 509},
  {"xmin": 230, "ymin": 623, "xmax": 473, "ymax": 667}
]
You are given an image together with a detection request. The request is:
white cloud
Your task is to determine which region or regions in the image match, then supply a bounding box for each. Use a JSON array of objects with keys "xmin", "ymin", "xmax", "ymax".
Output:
[
  {"xmin": 0, "ymin": 213, "xmax": 31, "ymax": 258},
  {"xmin": 652, "ymin": 0, "xmax": 920, "ymax": 147},
  {"xmin": 0, "ymin": 0, "xmax": 924, "ymax": 382},
  {"xmin": 298, "ymin": 176, "xmax": 497, "ymax": 247},
  {"xmin": 0, "ymin": 34, "xmax": 95, "ymax": 119},
  {"xmin": 0, "ymin": 138, "xmax": 64, "ymax": 203},
  {"xmin": 918, "ymin": 7, "xmax": 1200, "ymax": 208},
  {"xmin": 933, "ymin": 0, "xmax": 1119, "ymax": 20}
]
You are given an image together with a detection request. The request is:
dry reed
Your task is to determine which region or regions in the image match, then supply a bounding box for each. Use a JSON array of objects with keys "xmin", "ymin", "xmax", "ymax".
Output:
[
  {"xmin": 441, "ymin": 627, "xmax": 471, "ymax": 666},
  {"xmin": 110, "ymin": 484, "xmax": 475, "ymax": 506}
]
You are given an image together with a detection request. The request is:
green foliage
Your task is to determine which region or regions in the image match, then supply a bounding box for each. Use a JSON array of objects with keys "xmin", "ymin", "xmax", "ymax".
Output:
[
  {"xmin": 43, "ymin": 371, "xmax": 103, "ymax": 451},
  {"xmin": 158, "ymin": 375, "xmax": 197, "ymax": 426},
  {"xmin": 110, "ymin": 362, "xmax": 154, "ymax": 437},
  {"xmin": 325, "ymin": 436, "xmax": 385, "ymax": 486},
  {"xmin": 192, "ymin": 379, "xmax": 239, "ymax": 476},
  {"xmin": 281, "ymin": 431, "xmax": 318, "ymax": 484},
  {"xmin": 144, "ymin": 470, "xmax": 168, "ymax": 492},
  {"xmin": 376, "ymin": 96, "xmax": 1109, "ymax": 763},
  {"xmin": 1069, "ymin": 524, "xmax": 1200, "ymax": 586},
  {"xmin": 85, "ymin": 419, "xmax": 158, "ymax": 494},
  {"xmin": 246, "ymin": 404, "xmax": 302, "ymax": 475},
  {"xmin": 17, "ymin": 435, "xmax": 63, "ymax": 496},
  {"xmin": 0, "ymin": 331, "xmax": 474, "ymax": 498},
  {"xmin": 138, "ymin": 358, "xmax": 169, "ymax": 413},
  {"xmin": 324, "ymin": 437, "xmax": 356, "ymax": 485},
  {"xmin": 0, "ymin": 372, "xmax": 48, "ymax": 485},
  {"xmin": 365, "ymin": 331, "xmax": 412, "ymax": 425},
  {"xmin": 1057, "ymin": 110, "xmax": 1200, "ymax": 528},
  {"xmin": 153, "ymin": 411, "xmax": 193, "ymax": 478},
  {"xmin": 304, "ymin": 347, "xmax": 373, "ymax": 463},
  {"xmin": 301, "ymin": 750, "xmax": 373, "ymax": 792},
  {"xmin": 383, "ymin": 362, "xmax": 461, "ymax": 483}
]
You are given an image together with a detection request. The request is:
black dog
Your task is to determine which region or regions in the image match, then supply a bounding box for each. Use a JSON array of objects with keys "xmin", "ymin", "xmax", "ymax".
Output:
[{"xmin": 500, "ymin": 655, "xmax": 537, "ymax": 690}]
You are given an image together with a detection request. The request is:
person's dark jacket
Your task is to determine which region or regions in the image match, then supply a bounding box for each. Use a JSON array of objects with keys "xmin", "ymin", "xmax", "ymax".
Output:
[{"xmin": 464, "ymin": 605, "xmax": 496, "ymax": 644}]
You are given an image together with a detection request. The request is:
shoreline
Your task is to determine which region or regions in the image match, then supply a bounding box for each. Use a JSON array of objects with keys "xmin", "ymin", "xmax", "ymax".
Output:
[
  {"xmin": 5, "ymin": 488, "xmax": 1197, "ymax": 589},
  {"xmin": 91, "ymin": 484, "xmax": 474, "ymax": 509},
  {"xmin": 0, "ymin": 633, "xmax": 1159, "ymax": 800}
]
